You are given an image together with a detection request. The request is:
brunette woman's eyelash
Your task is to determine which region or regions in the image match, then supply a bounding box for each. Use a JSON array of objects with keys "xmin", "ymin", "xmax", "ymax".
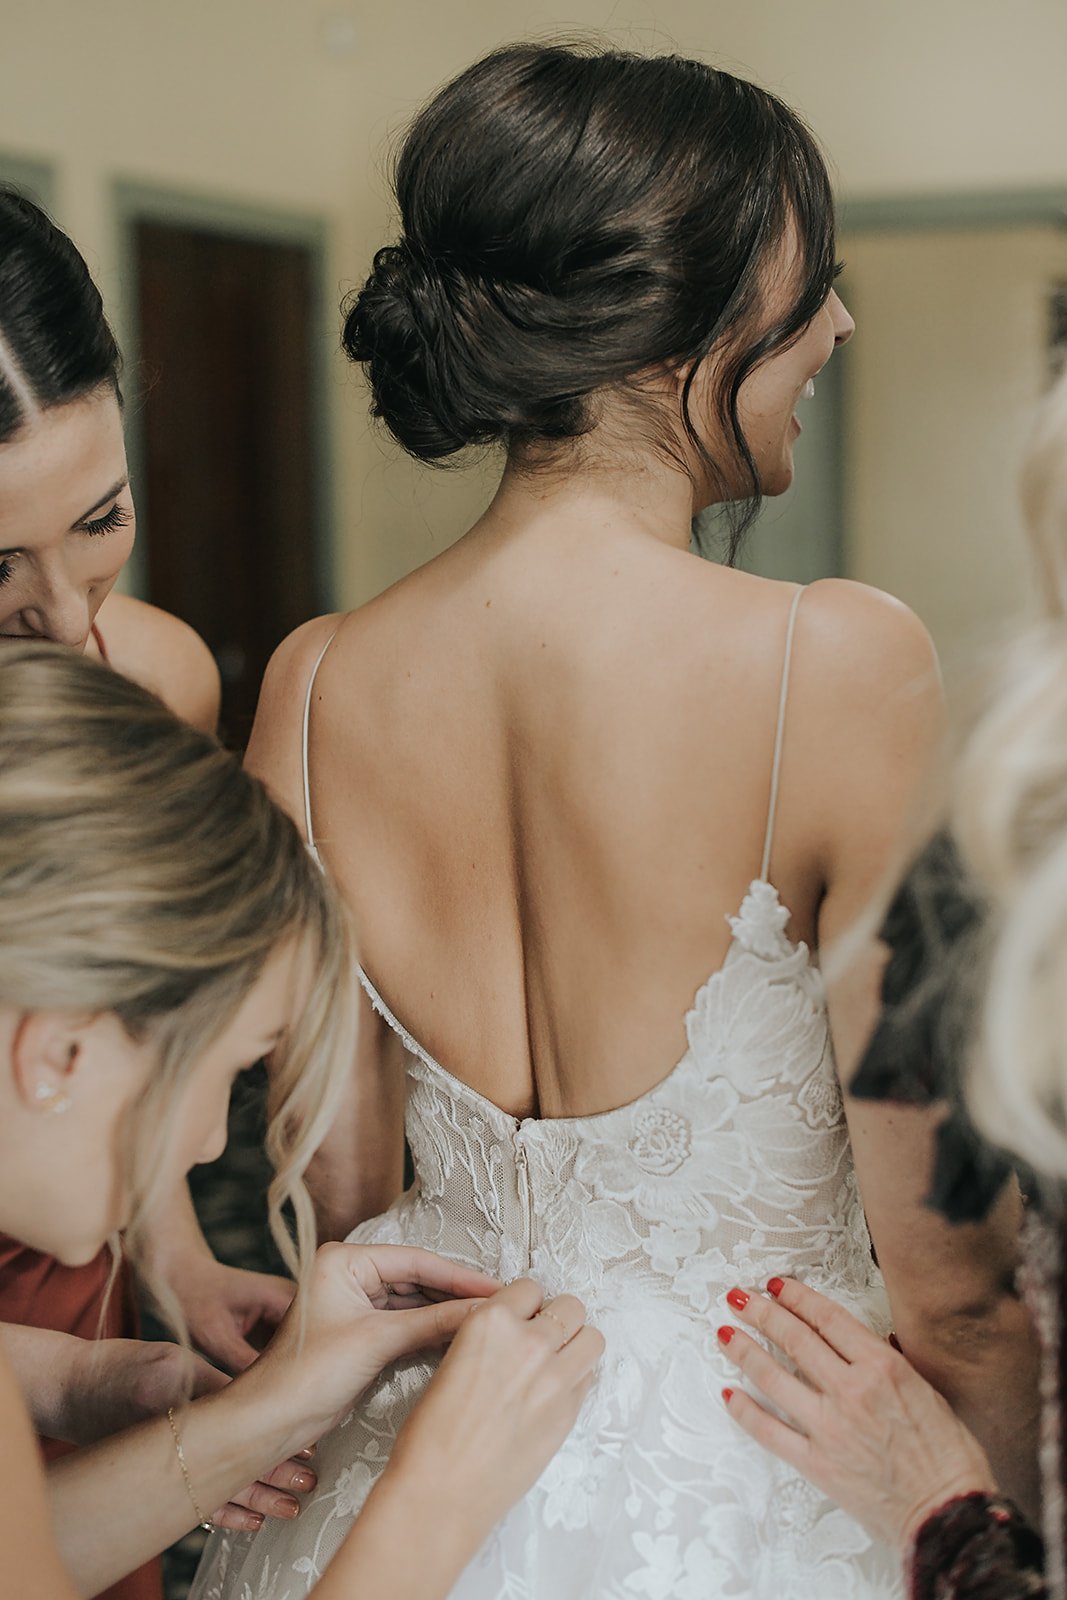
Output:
[
  {"xmin": 0, "ymin": 558, "xmax": 12, "ymax": 587},
  {"xmin": 833, "ymin": 260, "xmax": 846, "ymax": 280},
  {"xmin": 81, "ymin": 502, "xmax": 131, "ymax": 537}
]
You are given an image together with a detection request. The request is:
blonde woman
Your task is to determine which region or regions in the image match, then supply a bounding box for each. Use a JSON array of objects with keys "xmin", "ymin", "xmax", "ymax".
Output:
[
  {"xmin": 714, "ymin": 369, "xmax": 1067, "ymax": 1595},
  {"xmin": 0, "ymin": 639, "xmax": 602, "ymax": 1600},
  {"xmin": 0, "ymin": 188, "xmax": 326, "ymax": 1600}
]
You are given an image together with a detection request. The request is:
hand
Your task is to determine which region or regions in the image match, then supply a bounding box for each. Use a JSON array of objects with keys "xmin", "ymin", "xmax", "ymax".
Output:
[
  {"xmin": 717, "ymin": 1277, "xmax": 997, "ymax": 1551},
  {"xmin": 239, "ymin": 1241, "xmax": 501, "ymax": 1458},
  {"xmin": 173, "ymin": 1257, "xmax": 296, "ymax": 1373},
  {"xmin": 68, "ymin": 1338, "xmax": 319, "ymax": 1532},
  {"xmin": 383, "ymin": 1279, "xmax": 605, "ymax": 1542}
]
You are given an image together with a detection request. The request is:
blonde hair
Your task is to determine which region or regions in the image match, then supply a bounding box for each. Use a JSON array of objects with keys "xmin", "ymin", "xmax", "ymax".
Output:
[
  {"xmin": 0, "ymin": 641, "xmax": 355, "ymax": 1329},
  {"xmin": 955, "ymin": 368, "xmax": 1067, "ymax": 1180}
]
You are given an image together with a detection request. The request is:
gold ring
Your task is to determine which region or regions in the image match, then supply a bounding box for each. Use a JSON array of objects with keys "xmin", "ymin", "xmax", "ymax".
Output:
[{"xmin": 536, "ymin": 1307, "xmax": 572, "ymax": 1345}]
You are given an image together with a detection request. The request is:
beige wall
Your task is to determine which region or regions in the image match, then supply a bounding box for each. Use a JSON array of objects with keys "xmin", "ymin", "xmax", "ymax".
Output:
[
  {"xmin": 841, "ymin": 226, "xmax": 1067, "ymax": 674},
  {"xmin": 2, "ymin": 0, "xmax": 1067, "ymax": 609}
]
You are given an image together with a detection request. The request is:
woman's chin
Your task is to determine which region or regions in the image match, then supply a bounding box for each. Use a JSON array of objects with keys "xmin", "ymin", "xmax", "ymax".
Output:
[
  {"xmin": 50, "ymin": 1237, "xmax": 110, "ymax": 1268},
  {"xmin": 761, "ymin": 458, "xmax": 796, "ymax": 498}
]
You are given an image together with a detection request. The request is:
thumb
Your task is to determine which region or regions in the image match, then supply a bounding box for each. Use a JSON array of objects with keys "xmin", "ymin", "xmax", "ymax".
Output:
[{"xmin": 369, "ymin": 1299, "xmax": 480, "ymax": 1363}]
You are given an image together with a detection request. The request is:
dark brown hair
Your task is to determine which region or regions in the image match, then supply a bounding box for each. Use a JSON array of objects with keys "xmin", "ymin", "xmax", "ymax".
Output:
[
  {"xmin": 0, "ymin": 186, "xmax": 121, "ymax": 442},
  {"xmin": 344, "ymin": 42, "xmax": 837, "ymax": 553}
]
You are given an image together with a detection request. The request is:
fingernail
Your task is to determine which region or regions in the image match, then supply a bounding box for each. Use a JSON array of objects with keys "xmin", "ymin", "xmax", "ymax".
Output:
[
  {"xmin": 295, "ymin": 1447, "xmax": 315, "ymax": 1460},
  {"xmin": 279, "ymin": 1498, "xmax": 300, "ymax": 1518},
  {"xmin": 888, "ymin": 1332, "xmax": 902, "ymax": 1353},
  {"xmin": 247, "ymin": 1514, "xmax": 264, "ymax": 1529},
  {"xmin": 726, "ymin": 1288, "xmax": 749, "ymax": 1312},
  {"xmin": 292, "ymin": 1472, "xmax": 315, "ymax": 1491},
  {"xmin": 717, "ymin": 1324, "xmax": 735, "ymax": 1345},
  {"xmin": 722, "ymin": 1387, "xmax": 734, "ymax": 1403},
  {"xmin": 767, "ymin": 1277, "xmax": 785, "ymax": 1298}
]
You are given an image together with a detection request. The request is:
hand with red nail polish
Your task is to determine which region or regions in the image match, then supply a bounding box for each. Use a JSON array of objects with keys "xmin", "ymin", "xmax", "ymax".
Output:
[{"xmin": 716, "ymin": 1275, "xmax": 996, "ymax": 1552}]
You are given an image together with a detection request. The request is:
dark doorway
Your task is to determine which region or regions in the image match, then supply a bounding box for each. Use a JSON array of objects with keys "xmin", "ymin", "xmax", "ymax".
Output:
[{"xmin": 133, "ymin": 218, "xmax": 323, "ymax": 744}]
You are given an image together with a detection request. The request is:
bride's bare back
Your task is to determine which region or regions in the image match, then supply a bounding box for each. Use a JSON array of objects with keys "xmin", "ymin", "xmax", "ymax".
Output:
[{"xmin": 252, "ymin": 474, "xmax": 936, "ymax": 1126}]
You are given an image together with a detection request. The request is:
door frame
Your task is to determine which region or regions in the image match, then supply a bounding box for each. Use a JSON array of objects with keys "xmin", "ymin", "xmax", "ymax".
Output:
[
  {"xmin": 112, "ymin": 180, "xmax": 336, "ymax": 608},
  {"xmin": 840, "ymin": 186, "xmax": 1067, "ymax": 237}
]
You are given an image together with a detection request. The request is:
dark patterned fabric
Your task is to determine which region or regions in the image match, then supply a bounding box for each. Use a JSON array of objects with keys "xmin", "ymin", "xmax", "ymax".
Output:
[
  {"xmin": 910, "ymin": 1493, "xmax": 1046, "ymax": 1598},
  {"xmin": 852, "ymin": 834, "xmax": 1061, "ymax": 1595},
  {"xmin": 850, "ymin": 831, "xmax": 1022, "ymax": 1222}
]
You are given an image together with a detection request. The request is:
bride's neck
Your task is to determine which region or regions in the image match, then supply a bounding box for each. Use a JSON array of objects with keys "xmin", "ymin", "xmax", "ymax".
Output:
[{"xmin": 476, "ymin": 446, "xmax": 707, "ymax": 556}]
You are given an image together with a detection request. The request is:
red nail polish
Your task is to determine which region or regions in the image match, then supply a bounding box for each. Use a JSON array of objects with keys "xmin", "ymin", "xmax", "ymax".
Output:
[
  {"xmin": 722, "ymin": 1387, "xmax": 734, "ymax": 1402},
  {"xmin": 726, "ymin": 1288, "xmax": 750, "ymax": 1312},
  {"xmin": 717, "ymin": 1324, "xmax": 735, "ymax": 1345},
  {"xmin": 767, "ymin": 1277, "xmax": 785, "ymax": 1298}
]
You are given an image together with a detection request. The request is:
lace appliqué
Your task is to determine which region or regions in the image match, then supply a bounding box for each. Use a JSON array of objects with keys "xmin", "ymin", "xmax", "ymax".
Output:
[{"xmin": 190, "ymin": 881, "xmax": 899, "ymax": 1600}]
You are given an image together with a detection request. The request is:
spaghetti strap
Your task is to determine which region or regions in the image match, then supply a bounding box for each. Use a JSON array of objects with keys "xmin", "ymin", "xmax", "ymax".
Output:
[
  {"xmin": 759, "ymin": 586, "xmax": 805, "ymax": 883},
  {"xmin": 301, "ymin": 630, "xmax": 339, "ymax": 865}
]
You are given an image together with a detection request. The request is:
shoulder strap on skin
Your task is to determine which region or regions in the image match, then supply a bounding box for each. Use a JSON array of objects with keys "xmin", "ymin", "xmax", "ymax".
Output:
[
  {"xmin": 301, "ymin": 630, "xmax": 339, "ymax": 865},
  {"xmin": 759, "ymin": 585, "xmax": 805, "ymax": 884}
]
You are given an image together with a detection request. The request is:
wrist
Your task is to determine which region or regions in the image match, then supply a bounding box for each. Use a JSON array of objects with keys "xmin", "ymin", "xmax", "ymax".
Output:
[
  {"xmin": 348, "ymin": 1463, "xmax": 483, "ymax": 1594},
  {"xmin": 900, "ymin": 1471, "xmax": 999, "ymax": 1555}
]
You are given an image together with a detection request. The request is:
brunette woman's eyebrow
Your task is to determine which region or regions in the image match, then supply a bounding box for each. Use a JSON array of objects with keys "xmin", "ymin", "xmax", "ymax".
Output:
[{"xmin": 74, "ymin": 476, "xmax": 129, "ymax": 525}]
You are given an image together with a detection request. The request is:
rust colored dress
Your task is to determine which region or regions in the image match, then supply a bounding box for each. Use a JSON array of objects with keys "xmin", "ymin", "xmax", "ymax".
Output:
[{"xmin": 0, "ymin": 622, "xmax": 164, "ymax": 1600}]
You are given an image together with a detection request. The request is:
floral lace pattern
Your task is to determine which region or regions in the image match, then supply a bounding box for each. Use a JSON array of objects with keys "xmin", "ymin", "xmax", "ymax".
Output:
[{"xmin": 191, "ymin": 881, "xmax": 902, "ymax": 1600}]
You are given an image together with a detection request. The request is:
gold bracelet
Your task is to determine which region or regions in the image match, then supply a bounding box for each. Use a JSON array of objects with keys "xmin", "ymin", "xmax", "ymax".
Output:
[{"xmin": 167, "ymin": 1407, "xmax": 218, "ymax": 1534}]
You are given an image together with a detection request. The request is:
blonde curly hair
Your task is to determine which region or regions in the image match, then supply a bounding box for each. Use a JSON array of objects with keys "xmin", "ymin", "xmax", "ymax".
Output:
[{"xmin": 0, "ymin": 641, "xmax": 355, "ymax": 1331}]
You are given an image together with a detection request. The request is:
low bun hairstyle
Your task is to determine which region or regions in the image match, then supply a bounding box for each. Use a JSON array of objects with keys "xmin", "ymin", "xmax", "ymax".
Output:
[
  {"xmin": 344, "ymin": 42, "xmax": 837, "ymax": 550},
  {"xmin": 0, "ymin": 186, "xmax": 121, "ymax": 443}
]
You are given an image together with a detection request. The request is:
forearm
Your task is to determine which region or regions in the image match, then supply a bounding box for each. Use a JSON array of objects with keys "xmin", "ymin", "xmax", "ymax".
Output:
[
  {"xmin": 47, "ymin": 1375, "xmax": 298, "ymax": 1595},
  {"xmin": 896, "ymin": 1292, "xmax": 1041, "ymax": 1525},
  {"xmin": 142, "ymin": 1179, "xmax": 212, "ymax": 1276},
  {"xmin": 316, "ymin": 1464, "xmax": 481, "ymax": 1600},
  {"xmin": 0, "ymin": 1324, "xmax": 80, "ymax": 1441}
]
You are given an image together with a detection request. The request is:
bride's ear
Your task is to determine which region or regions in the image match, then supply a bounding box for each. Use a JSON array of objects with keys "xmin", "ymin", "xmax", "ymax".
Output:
[{"xmin": 9, "ymin": 1010, "xmax": 90, "ymax": 1115}]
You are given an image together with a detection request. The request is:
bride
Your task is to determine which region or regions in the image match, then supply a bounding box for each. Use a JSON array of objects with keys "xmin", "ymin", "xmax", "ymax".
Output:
[{"xmin": 193, "ymin": 41, "xmax": 1017, "ymax": 1600}]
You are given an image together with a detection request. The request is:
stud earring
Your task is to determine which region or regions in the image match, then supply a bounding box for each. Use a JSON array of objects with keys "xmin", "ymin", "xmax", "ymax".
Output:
[{"xmin": 34, "ymin": 1083, "xmax": 71, "ymax": 1115}]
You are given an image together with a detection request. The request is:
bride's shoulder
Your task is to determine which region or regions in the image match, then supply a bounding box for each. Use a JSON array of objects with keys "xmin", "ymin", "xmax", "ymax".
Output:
[
  {"xmin": 792, "ymin": 579, "xmax": 942, "ymax": 730},
  {"xmin": 787, "ymin": 580, "xmax": 944, "ymax": 811},
  {"xmin": 797, "ymin": 578, "xmax": 936, "ymax": 666}
]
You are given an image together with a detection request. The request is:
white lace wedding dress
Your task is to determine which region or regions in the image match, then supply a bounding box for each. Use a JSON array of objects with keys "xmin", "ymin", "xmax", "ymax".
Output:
[{"xmin": 191, "ymin": 588, "xmax": 903, "ymax": 1600}]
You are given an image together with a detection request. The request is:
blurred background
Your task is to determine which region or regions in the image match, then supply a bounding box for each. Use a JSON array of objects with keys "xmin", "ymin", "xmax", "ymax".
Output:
[
  {"xmin": 4, "ymin": 0, "xmax": 1067, "ymax": 736},
  {"xmin": 3, "ymin": 6, "xmax": 1065, "ymax": 1594}
]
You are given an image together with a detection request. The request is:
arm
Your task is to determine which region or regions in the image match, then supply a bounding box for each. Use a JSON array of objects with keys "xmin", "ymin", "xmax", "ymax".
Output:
[
  {"xmin": 0, "ymin": 1322, "xmax": 216, "ymax": 1447},
  {"xmin": 804, "ymin": 581, "xmax": 1041, "ymax": 1517},
  {"xmin": 0, "ymin": 1346, "xmax": 81, "ymax": 1600},
  {"xmin": 142, "ymin": 1181, "xmax": 296, "ymax": 1371},
  {"xmin": 245, "ymin": 617, "xmax": 406, "ymax": 1231},
  {"xmin": 0, "ymin": 1324, "xmax": 90, "ymax": 1442},
  {"xmin": 47, "ymin": 1242, "xmax": 498, "ymax": 1595}
]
